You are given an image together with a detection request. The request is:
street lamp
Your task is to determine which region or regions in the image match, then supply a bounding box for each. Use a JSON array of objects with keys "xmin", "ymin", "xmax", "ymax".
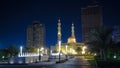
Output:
[
  {"xmin": 70, "ymin": 48, "xmax": 72, "ymax": 58},
  {"xmin": 45, "ymin": 49, "xmax": 47, "ymax": 55},
  {"xmin": 58, "ymin": 41, "xmax": 61, "ymax": 62},
  {"xmin": 20, "ymin": 46, "xmax": 23, "ymax": 56},
  {"xmin": 58, "ymin": 41, "xmax": 61, "ymax": 53},
  {"xmin": 66, "ymin": 45, "xmax": 68, "ymax": 60},
  {"xmin": 40, "ymin": 47, "xmax": 44, "ymax": 62},
  {"xmin": 37, "ymin": 48, "xmax": 41, "ymax": 62},
  {"xmin": 40, "ymin": 47, "xmax": 44, "ymax": 56}
]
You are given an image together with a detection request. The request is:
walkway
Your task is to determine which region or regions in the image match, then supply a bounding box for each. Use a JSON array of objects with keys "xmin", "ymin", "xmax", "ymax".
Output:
[{"xmin": 63, "ymin": 56, "xmax": 90, "ymax": 65}]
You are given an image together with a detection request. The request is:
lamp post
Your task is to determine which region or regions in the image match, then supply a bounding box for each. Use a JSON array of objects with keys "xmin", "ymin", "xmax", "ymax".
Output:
[
  {"xmin": 40, "ymin": 47, "xmax": 44, "ymax": 62},
  {"xmin": 45, "ymin": 49, "xmax": 47, "ymax": 55},
  {"xmin": 37, "ymin": 48, "xmax": 41, "ymax": 62},
  {"xmin": 66, "ymin": 45, "xmax": 68, "ymax": 60},
  {"xmin": 58, "ymin": 41, "xmax": 61, "ymax": 62},
  {"xmin": 20, "ymin": 46, "xmax": 23, "ymax": 56}
]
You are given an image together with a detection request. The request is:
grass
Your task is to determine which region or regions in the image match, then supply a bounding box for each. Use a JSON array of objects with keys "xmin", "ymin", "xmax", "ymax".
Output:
[
  {"xmin": 96, "ymin": 60, "xmax": 120, "ymax": 67},
  {"xmin": 84, "ymin": 56, "xmax": 97, "ymax": 66},
  {"xmin": 87, "ymin": 60, "xmax": 97, "ymax": 66},
  {"xmin": 84, "ymin": 56, "xmax": 94, "ymax": 60}
]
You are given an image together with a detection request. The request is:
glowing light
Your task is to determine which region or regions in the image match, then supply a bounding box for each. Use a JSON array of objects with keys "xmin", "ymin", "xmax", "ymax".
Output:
[
  {"xmin": 40, "ymin": 47, "xmax": 44, "ymax": 51},
  {"xmin": 20, "ymin": 46, "xmax": 23, "ymax": 55},
  {"xmin": 51, "ymin": 53, "xmax": 62, "ymax": 56},
  {"xmin": 114, "ymin": 55, "xmax": 116, "ymax": 58},
  {"xmin": 94, "ymin": 53, "xmax": 97, "ymax": 56},
  {"xmin": 2, "ymin": 56, "xmax": 4, "ymax": 59},
  {"xmin": 18, "ymin": 52, "xmax": 40, "ymax": 57},
  {"xmin": 37, "ymin": 48, "xmax": 39, "ymax": 53},
  {"xmin": 50, "ymin": 50, "xmax": 52, "ymax": 55},
  {"xmin": 82, "ymin": 46, "xmax": 87, "ymax": 54},
  {"xmin": 10, "ymin": 60, "xmax": 14, "ymax": 64},
  {"xmin": 72, "ymin": 49, "xmax": 77, "ymax": 54},
  {"xmin": 82, "ymin": 51, "xmax": 85, "ymax": 54},
  {"xmin": 45, "ymin": 49, "xmax": 47, "ymax": 54},
  {"xmin": 58, "ymin": 41, "xmax": 61, "ymax": 53},
  {"xmin": 58, "ymin": 32, "xmax": 60, "ymax": 34},
  {"xmin": 41, "ymin": 54, "xmax": 43, "ymax": 56},
  {"xmin": 66, "ymin": 45, "xmax": 68, "ymax": 55}
]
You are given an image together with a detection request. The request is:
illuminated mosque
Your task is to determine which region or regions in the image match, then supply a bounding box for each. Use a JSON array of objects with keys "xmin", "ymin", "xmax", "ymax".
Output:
[{"xmin": 54, "ymin": 19, "xmax": 86, "ymax": 55}]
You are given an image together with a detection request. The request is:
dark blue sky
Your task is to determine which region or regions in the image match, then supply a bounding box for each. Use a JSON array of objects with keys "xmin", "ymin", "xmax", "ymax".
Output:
[{"xmin": 0, "ymin": 0, "xmax": 120, "ymax": 48}]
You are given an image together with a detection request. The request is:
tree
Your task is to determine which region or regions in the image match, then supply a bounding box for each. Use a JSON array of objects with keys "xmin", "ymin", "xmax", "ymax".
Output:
[
  {"xmin": 7, "ymin": 45, "xmax": 18, "ymax": 57},
  {"xmin": 76, "ymin": 47, "xmax": 82, "ymax": 55},
  {"xmin": 0, "ymin": 48, "xmax": 9, "ymax": 60},
  {"xmin": 88, "ymin": 27, "xmax": 112, "ymax": 60},
  {"xmin": 26, "ymin": 46, "xmax": 37, "ymax": 53},
  {"xmin": 108, "ymin": 42, "xmax": 120, "ymax": 60}
]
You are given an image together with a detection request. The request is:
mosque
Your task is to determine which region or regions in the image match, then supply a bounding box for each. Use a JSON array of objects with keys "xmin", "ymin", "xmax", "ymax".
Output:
[{"xmin": 53, "ymin": 19, "xmax": 87, "ymax": 55}]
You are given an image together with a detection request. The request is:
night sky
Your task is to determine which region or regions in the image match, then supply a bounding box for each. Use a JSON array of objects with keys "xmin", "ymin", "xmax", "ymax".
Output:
[{"xmin": 0, "ymin": 0, "xmax": 120, "ymax": 48}]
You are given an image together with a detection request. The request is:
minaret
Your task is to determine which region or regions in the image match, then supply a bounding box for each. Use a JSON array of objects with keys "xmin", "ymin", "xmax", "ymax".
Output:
[
  {"xmin": 67, "ymin": 23, "xmax": 76, "ymax": 43},
  {"xmin": 71, "ymin": 23, "xmax": 75, "ymax": 37},
  {"xmin": 57, "ymin": 18, "xmax": 61, "ymax": 44}
]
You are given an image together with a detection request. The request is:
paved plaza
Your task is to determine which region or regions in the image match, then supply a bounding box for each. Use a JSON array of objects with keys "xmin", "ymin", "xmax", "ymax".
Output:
[{"xmin": 0, "ymin": 56, "xmax": 97, "ymax": 68}]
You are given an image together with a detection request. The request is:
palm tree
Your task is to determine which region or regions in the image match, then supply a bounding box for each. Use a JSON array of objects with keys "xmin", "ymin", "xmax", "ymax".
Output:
[{"xmin": 88, "ymin": 27, "xmax": 112, "ymax": 60}]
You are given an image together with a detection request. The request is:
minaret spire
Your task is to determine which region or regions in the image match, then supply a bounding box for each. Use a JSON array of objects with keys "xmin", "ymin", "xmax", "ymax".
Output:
[
  {"xmin": 57, "ymin": 18, "xmax": 61, "ymax": 44},
  {"xmin": 67, "ymin": 22, "xmax": 76, "ymax": 44},
  {"xmin": 71, "ymin": 23, "xmax": 75, "ymax": 37}
]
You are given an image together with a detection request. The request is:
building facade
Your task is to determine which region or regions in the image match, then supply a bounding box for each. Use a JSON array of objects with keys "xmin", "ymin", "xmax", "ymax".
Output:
[
  {"xmin": 112, "ymin": 26, "xmax": 120, "ymax": 43},
  {"xmin": 54, "ymin": 19, "xmax": 86, "ymax": 55},
  {"xmin": 81, "ymin": 5, "xmax": 103, "ymax": 43},
  {"xmin": 27, "ymin": 21, "xmax": 45, "ymax": 48}
]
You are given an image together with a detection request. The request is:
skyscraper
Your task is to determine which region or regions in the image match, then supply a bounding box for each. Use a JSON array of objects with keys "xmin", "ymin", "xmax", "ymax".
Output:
[
  {"xmin": 81, "ymin": 5, "xmax": 103, "ymax": 43},
  {"xmin": 112, "ymin": 26, "xmax": 120, "ymax": 43},
  {"xmin": 27, "ymin": 21, "xmax": 45, "ymax": 48}
]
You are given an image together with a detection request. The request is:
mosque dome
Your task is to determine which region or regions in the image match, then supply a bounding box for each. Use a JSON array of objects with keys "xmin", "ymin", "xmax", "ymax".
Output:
[{"xmin": 67, "ymin": 37, "xmax": 76, "ymax": 44}]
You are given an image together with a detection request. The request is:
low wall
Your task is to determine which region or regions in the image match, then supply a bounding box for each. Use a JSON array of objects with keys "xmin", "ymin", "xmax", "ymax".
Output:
[{"xmin": 8, "ymin": 55, "xmax": 49, "ymax": 64}]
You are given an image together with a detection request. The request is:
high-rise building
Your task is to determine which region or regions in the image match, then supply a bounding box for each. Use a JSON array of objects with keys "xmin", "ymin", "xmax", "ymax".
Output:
[
  {"xmin": 81, "ymin": 5, "xmax": 103, "ymax": 43},
  {"xmin": 27, "ymin": 21, "xmax": 45, "ymax": 48},
  {"xmin": 112, "ymin": 26, "xmax": 120, "ymax": 43}
]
